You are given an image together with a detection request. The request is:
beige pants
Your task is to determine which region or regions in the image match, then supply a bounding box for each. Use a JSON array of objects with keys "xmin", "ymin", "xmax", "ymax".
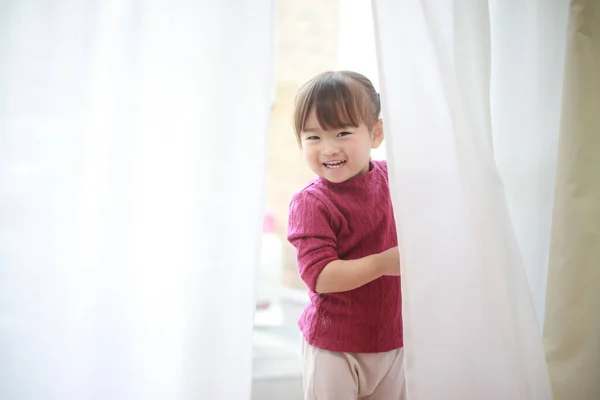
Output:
[{"xmin": 302, "ymin": 340, "xmax": 406, "ymax": 400}]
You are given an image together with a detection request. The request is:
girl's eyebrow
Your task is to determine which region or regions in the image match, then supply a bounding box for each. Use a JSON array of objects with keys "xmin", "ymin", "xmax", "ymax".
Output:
[{"xmin": 303, "ymin": 126, "xmax": 321, "ymax": 133}]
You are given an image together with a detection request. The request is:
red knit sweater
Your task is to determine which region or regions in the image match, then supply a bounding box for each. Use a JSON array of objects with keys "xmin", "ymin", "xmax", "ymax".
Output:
[{"xmin": 287, "ymin": 160, "xmax": 403, "ymax": 353}]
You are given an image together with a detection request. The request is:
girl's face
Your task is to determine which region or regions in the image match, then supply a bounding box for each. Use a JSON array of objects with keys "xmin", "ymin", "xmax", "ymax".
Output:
[{"xmin": 300, "ymin": 108, "xmax": 384, "ymax": 183}]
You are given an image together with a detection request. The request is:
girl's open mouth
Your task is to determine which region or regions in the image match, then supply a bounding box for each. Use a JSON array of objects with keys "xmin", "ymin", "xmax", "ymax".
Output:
[{"xmin": 323, "ymin": 161, "xmax": 346, "ymax": 169}]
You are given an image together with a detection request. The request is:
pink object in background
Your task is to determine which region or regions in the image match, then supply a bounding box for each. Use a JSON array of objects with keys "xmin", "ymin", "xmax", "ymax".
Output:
[
  {"xmin": 262, "ymin": 211, "xmax": 277, "ymax": 233},
  {"xmin": 255, "ymin": 208, "xmax": 285, "ymax": 327}
]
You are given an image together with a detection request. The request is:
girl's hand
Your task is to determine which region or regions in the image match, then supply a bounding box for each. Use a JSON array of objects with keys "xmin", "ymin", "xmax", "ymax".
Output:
[{"xmin": 378, "ymin": 246, "xmax": 401, "ymax": 276}]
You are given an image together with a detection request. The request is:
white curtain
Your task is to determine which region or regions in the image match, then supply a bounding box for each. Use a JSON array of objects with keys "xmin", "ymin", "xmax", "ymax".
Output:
[
  {"xmin": 373, "ymin": 1, "xmax": 569, "ymax": 398},
  {"xmin": 0, "ymin": 1, "xmax": 274, "ymax": 399},
  {"xmin": 489, "ymin": 0, "xmax": 569, "ymax": 328}
]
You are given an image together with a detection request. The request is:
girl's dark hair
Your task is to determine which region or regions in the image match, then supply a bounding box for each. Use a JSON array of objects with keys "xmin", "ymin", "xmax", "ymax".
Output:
[{"xmin": 293, "ymin": 71, "xmax": 380, "ymax": 141}]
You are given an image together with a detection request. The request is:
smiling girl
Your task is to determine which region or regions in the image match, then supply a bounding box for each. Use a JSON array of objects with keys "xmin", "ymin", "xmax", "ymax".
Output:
[{"xmin": 287, "ymin": 71, "xmax": 405, "ymax": 400}]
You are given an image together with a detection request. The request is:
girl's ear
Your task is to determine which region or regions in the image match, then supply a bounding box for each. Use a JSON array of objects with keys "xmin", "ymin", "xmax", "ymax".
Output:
[{"xmin": 371, "ymin": 119, "xmax": 384, "ymax": 149}]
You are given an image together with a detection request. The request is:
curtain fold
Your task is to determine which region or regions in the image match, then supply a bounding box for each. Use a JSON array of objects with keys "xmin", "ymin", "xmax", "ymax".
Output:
[
  {"xmin": 489, "ymin": 0, "xmax": 569, "ymax": 328},
  {"xmin": 544, "ymin": 1, "xmax": 600, "ymax": 398},
  {"xmin": 0, "ymin": 1, "xmax": 274, "ymax": 399},
  {"xmin": 373, "ymin": 1, "xmax": 555, "ymax": 398}
]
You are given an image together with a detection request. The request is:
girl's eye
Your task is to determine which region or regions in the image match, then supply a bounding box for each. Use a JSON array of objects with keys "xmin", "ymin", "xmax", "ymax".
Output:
[
  {"xmin": 306, "ymin": 136, "xmax": 320, "ymax": 141},
  {"xmin": 338, "ymin": 131, "xmax": 351, "ymax": 137}
]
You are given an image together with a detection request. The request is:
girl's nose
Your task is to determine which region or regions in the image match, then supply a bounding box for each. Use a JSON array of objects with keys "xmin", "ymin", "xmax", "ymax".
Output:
[{"xmin": 321, "ymin": 142, "xmax": 340, "ymax": 157}]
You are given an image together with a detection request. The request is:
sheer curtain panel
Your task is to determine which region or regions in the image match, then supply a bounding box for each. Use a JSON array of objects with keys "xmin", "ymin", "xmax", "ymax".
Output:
[
  {"xmin": 0, "ymin": 1, "xmax": 274, "ymax": 399},
  {"xmin": 372, "ymin": 1, "xmax": 569, "ymax": 398}
]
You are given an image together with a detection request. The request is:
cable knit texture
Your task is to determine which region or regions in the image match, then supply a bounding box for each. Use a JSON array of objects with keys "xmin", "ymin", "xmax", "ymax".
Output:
[{"xmin": 287, "ymin": 160, "xmax": 403, "ymax": 353}]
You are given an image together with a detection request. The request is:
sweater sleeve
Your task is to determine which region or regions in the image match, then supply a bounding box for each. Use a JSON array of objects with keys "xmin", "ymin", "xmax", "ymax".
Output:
[{"xmin": 287, "ymin": 191, "xmax": 339, "ymax": 293}]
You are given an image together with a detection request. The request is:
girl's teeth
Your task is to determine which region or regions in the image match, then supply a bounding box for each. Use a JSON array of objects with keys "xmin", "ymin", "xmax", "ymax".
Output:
[{"xmin": 324, "ymin": 161, "xmax": 346, "ymax": 169}]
